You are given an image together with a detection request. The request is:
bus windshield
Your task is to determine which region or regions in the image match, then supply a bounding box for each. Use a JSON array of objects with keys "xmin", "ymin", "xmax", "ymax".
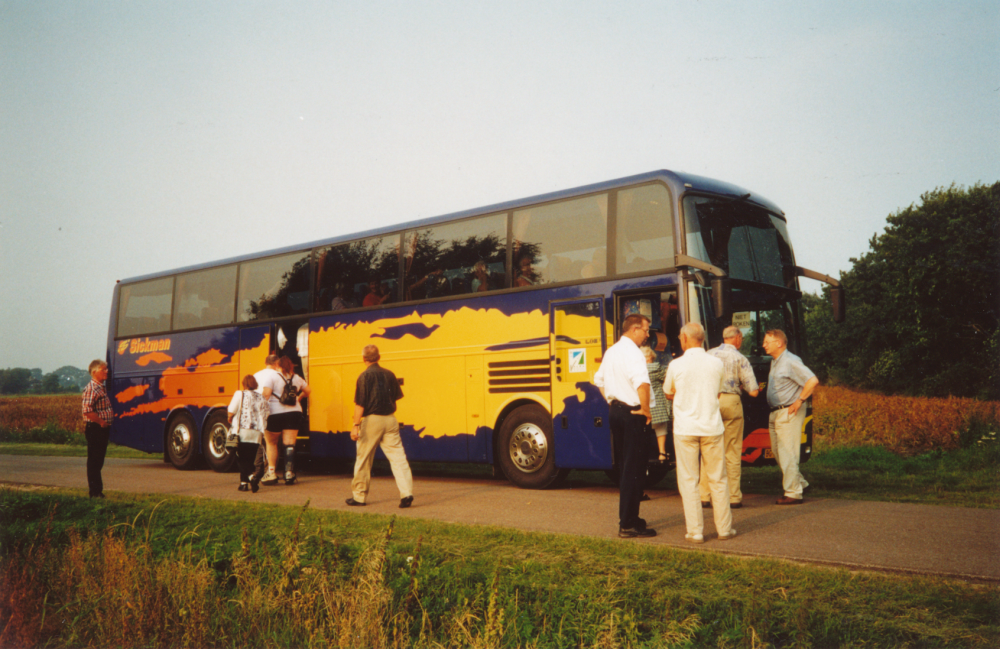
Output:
[
  {"xmin": 728, "ymin": 286, "xmax": 804, "ymax": 359},
  {"xmin": 683, "ymin": 195, "xmax": 795, "ymax": 288}
]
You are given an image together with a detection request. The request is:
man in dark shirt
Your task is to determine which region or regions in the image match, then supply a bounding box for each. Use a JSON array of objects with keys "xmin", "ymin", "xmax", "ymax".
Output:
[{"xmin": 346, "ymin": 344, "xmax": 414, "ymax": 508}]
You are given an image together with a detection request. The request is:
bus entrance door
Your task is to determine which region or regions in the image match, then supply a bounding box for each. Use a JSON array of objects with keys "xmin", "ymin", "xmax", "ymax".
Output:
[{"xmin": 550, "ymin": 298, "xmax": 612, "ymax": 470}]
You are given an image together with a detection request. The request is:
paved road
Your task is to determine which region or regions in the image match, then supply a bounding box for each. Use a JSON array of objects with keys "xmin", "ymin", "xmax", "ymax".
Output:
[{"xmin": 2, "ymin": 455, "xmax": 998, "ymax": 582}]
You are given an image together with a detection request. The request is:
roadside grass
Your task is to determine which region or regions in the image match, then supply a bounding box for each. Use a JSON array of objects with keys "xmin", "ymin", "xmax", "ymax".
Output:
[
  {"xmin": 738, "ymin": 443, "xmax": 1000, "ymax": 509},
  {"xmin": 0, "ymin": 442, "xmax": 152, "ymax": 458},
  {"xmin": 1, "ymin": 488, "xmax": 997, "ymax": 648}
]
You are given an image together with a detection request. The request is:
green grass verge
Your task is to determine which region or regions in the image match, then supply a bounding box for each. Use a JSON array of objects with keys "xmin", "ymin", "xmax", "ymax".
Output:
[
  {"xmin": 740, "ymin": 444, "xmax": 1000, "ymax": 509},
  {"xmin": 1, "ymin": 488, "xmax": 997, "ymax": 648},
  {"xmin": 0, "ymin": 442, "xmax": 152, "ymax": 458}
]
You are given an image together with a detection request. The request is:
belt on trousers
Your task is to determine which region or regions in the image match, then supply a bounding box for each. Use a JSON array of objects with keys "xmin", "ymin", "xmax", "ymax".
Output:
[
  {"xmin": 610, "ymin": 399, "xmax": 640, "ymax": 410},
  {"xmin": 769, "ymin": 404, "xmax": 791, "ymax": 412}
]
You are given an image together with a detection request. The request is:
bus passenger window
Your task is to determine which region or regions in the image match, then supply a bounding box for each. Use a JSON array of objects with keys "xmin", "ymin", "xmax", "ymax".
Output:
[
  {"xmin": 315, "ymin": 235, "xmax": 400, "ymax": 312},
  {"xmin": 403, "ymin": 213, "xmax": 506, "ymax": 300},
  {"xmin": 172, "ymin": 265, "xmax": 236, "ymax": 330},
  {"xmin": 117, "ymin": 277, "xmax": 174, "ymax": 337},
  {"xmin": 617, "ymin": 184, "xmax": 673, "ymax": 275},
  {"xmin": 237, "ymin": 251, "xmax": 311, "ymax": 322},
  {"xmin": 513, "ymin": 193, "xmax": 608, "ymax": 285}
]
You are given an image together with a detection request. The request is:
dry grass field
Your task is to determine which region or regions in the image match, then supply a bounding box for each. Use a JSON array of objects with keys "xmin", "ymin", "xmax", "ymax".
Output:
[
  {"xmin": 814, "ymin": 385, "xmax": 1000, "ymax": 455},
  {"xmin": 0, "ymin": 395, "xmax": 82, "ymax": 434}
]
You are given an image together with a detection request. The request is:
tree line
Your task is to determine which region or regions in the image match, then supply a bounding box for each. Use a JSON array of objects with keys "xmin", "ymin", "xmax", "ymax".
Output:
[
  {"xmin": 803, "ymin": 181, "xmax": 999, "ymax": 400},
  {"xmin": 0, "ymin": 367, "xmax": 90, "ymax": 395}
]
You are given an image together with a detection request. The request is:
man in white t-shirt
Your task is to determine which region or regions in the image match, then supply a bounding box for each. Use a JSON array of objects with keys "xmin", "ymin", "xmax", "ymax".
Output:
[
  {"xmin": 663, "ymin": 322, "xmax": 735, "ymax": 543},
  {"xmin": 594, "ymin": 313, "xmax": 655, "ymax": 538}
]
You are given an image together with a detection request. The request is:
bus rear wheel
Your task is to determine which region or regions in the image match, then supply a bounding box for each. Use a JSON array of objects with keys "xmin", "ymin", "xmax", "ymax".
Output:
[
  {"xmin": 497, "ymin": 404, "xmax": 562, "ymax": 489},
  {"xmin": 203, "ymin": 411, "xmax": 237, "ymax": 473},
  {"xmin": 166, "ymin": 412, "xmax": 199, "ymax": 470}
]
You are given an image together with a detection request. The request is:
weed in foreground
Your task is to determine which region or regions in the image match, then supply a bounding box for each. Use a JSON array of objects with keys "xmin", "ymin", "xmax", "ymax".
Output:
[{"xmin": 2, "ymin": 490, "xmax": 999, "ymax": 648}]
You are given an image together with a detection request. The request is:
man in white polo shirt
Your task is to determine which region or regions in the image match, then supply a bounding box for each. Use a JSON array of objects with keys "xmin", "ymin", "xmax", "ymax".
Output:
[
  {"xmin": 594, "ymin": 313, "xmax": 655, "ymax": 539},
  {"xmin": 663, "ymin": 322, "xmax": 735, "ymax": 543}
]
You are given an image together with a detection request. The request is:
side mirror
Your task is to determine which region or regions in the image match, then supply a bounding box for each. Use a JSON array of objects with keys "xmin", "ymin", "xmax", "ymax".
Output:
[
  {"xmin": 830, "ymin": 287, "xmax": 846, "ymax": 323},
  {"xmin": 711, "ymin": 277, "xmax": 731, "ymax": 320}
]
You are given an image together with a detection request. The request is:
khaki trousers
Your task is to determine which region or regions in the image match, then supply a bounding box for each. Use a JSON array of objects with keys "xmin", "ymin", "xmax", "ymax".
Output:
[
  {"xmin": 769, "ymin": 406, "xmax": 809, "ymax": 499},
  {"xmin": 675, "ymin": 434, "xmax": 732, "ymax": 536},
  {"xmin": 351, "ymin": 414, "xmax": 413, "ymax": 503},
  {"xmin": 699, "ymin": 394, "xmax": 744, "ymax": 503}
]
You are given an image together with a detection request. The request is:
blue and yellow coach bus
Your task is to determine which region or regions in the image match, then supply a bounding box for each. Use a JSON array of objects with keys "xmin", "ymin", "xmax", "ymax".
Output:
[{"xmin": 107, "ymin": 170, "xmax": 844, "ymax": 488}]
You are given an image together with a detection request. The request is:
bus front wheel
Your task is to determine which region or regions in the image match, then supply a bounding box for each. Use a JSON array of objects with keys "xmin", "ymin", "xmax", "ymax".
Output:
[
  {"xmin": 497, "ymin": 404, "xmax": 562, "ymax": 489},
  {"xmin": 166, "ymin": 412, "xmax": 199, "ymax": 470},
  {"xmin": 203, "ymin": 411, "xmax": 237, "ymax": 473}
]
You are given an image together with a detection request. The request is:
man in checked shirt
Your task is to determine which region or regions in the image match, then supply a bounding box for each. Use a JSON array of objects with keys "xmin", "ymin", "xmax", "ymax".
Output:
[
  {"xmin": 81, "ymin": 359, "xmax": 113, "ymax": 498},
  {"xmin": 699, "ymin": 326, "xmax": 759, "ymax": 509}
]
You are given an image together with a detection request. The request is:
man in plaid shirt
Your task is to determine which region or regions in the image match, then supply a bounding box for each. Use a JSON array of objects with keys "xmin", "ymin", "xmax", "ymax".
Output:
[
  {"xmin": 699, "ymin": 326, "xmax": 759, "ymax": 509},
  {"xmin": 82, "ymin": 360, "xmax": 113, "ymax": 498}
]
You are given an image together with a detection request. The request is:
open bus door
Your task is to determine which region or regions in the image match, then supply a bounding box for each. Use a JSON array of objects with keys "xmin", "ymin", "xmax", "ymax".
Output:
[{"xmin": 549, "ymin": 298, "xmax": 612, "ymax": 470}]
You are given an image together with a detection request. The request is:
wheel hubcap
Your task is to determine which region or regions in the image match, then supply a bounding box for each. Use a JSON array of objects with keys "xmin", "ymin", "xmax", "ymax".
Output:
[
  {"xmin": 170, "ymin": 423, "xmax": 192, "ymax": 458},
  {"xmin": 508, "ymin": 423, "xmax": 548, "ymax": 473},
  {"xmin": 207, "ymin": 423, "xmax": 228, "ymax": 459}
]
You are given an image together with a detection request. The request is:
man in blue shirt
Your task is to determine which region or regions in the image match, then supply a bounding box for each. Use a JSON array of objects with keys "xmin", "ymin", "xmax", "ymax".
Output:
[{"xmin": 763, "ymin": 329, "xmax": 819, "ymax": 504}]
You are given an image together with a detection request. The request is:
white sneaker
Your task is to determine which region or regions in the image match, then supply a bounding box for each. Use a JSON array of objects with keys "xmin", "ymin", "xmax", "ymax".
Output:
[
  {"xmin": 685, "ymin": 533, "xmax": 704, "ymax": 544},
  {"xmin": 719, "ymin": 529, "xmax": 738, "ymax": 541},
  {"xmin": 261, "ymin": 469, "xmax": 278, "ymax": 486}
]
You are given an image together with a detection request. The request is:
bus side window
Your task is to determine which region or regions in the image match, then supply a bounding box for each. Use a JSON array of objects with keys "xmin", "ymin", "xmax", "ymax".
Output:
[
  {"xmin": 237, "ymin": 251, "xmax": 311, "ymax": 322},
  {"xmin": 403, "ymin": 213, "xmax": 506, "ymax": 300},
  {"xmin": 512, "ymin": 193, "xmax": 608, "ymax": 286},
  {"xmin": 315, "ymin": 235, "xmax": 399, "ymax": 312}
]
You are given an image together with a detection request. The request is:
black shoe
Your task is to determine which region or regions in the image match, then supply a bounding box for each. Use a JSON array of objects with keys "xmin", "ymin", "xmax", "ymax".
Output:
[
  {"xmin": 640, "ymin": 493, "xmax": 651, "ymax": 502},
  {"xmin": 701, "ymin": 501, "xmax": 711, "ymax": 509},
  {"xmin": 399, "ymin": 496, "xmax": 414, "ymax": 509},
  {"xmin": 345, "ymin": 498, "xmax": 366, "ymax": 507},
  {"xmin": 250, "ymin": 479, "xmax": 260, "ymax": 494},
  {"xmin": 619, "ymin": 526, "xmax": 657, "ymax": 538},
  {"xmin": 238, "ymin": 483, "xmax": 249, "ymax": 492},
  {"xmin": 285, "ymin": 475, "xmax": 297, "ymax": 486}
]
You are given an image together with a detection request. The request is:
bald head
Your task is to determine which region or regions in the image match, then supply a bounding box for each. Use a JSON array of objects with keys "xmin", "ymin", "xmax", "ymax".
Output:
[{"xmin": 679, "ymin": 322, "xmax": 705, "ymax": 351}]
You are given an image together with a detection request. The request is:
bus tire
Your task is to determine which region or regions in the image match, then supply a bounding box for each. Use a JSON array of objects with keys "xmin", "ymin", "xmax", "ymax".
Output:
[
  {"xmin": 203, "ymin": 411, "xmax": 237, "ymax": 473},
  {"xmin": 166, "ymin": 412, "xmax": 199, "ymax": 471},
  {"xmin": 497, "ymin": 404, "xmax": 561, "ymax": 489}
]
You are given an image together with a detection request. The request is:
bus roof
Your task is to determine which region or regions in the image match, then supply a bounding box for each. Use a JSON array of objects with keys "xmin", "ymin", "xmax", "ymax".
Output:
[{"xmin": 119, "ymin": 169, "xmax": 784, "ymax": 285}]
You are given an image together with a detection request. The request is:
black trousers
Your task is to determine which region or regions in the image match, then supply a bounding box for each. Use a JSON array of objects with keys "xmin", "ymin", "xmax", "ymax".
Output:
[
  {"xmin": 611, "ymin": 403, "xmax": 651, "ymax": 529},
  {"xmin": 84, "ymin": 423, "xmax": 110, "ymax": 496},
  {"xmin": 238, "ymin": 442, "xmax": 265, "ymax": 483}
]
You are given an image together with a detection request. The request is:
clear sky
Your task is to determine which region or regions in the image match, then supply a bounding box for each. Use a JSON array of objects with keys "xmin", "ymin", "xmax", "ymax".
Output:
[{"xmin": 2, "ymin": 0, "xmax": 997, "ymax": 373}]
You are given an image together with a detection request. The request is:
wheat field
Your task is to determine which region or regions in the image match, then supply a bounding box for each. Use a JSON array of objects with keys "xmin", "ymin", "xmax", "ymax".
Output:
[{"xmin": 0, "ymin": 395, "xmax": 83, "ymax": 434}]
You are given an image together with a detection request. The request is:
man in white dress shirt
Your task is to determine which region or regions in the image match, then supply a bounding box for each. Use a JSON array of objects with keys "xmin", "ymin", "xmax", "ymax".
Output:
[
  {"xmin": 594, "ymin": 313, "xmax": 655, "ymax": 538},
  {"xmin": 663, "ymin": 322, "xmax": 736, "ymax": 543}
]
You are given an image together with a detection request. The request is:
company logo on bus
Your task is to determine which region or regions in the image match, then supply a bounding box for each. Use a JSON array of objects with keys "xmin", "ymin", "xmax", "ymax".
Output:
[{"xmin": 118, "ymin": 337, "xmax": 172, "ymax": 355}]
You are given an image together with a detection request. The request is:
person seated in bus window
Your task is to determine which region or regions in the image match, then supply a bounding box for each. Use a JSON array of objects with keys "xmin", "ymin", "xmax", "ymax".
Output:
[
  {"xmin": 471, "ymin": 260, "xmax": 491, "ymax": 292},
  {"xmin": 329, "ymin": 284, "xmax": 355, "ymax": 311},
  {"xmin": 381, "ymin": 280, "xmax": 396, "ymax": 304},
  {"xmin": 410, "ymin": 266, "xmax": 449, "ymax": 299},
  {"xmin": 515, "ymin": 255, "xmax": 538, "ymax": 287},
  {"xmin": 363, "ymin": 279, "xmax": 390, "ymax": 307}
]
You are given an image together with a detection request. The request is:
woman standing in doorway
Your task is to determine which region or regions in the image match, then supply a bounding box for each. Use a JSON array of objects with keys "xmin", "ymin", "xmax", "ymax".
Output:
[{"xmin": 260, "ymin": 356, "xmax": 311, "ymax": 485}]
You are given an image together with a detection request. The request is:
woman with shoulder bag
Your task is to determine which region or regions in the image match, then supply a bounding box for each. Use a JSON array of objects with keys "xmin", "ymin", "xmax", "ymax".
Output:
[{"xmin": 227, "ymin": 374, "xmax": 270, "ymax": 492}]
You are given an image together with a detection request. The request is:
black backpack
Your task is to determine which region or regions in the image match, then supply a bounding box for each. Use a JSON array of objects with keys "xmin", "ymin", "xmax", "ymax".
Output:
[{"xmin": 278, "ymin": 375, "xmax": 299, "ymax": 406}]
